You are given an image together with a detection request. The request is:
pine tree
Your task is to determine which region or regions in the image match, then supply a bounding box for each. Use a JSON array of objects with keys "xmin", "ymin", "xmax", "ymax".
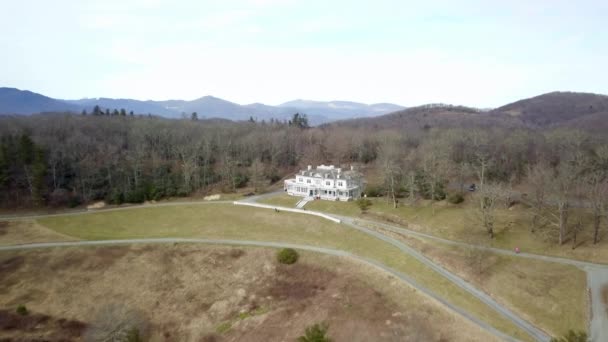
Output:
[
  {"xmin": 93, "ymin": 105, "xmax": 101, "ymax": 116},
  {"xmin": 120, "ymin": 108, "xmax": 127, "ymax": 116},
  {"xmin": 191, "ymin": 112, "xmax": 198, "ymax": 121}
]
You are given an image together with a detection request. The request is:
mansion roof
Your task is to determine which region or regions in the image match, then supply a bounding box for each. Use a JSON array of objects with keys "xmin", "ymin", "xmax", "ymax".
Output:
[{"xmin": 298, "ymin": 165, "xmax": 362, "ymax": 180}]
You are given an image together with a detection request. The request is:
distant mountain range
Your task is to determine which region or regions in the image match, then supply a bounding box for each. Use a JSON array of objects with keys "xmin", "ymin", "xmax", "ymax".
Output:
[
  {"xmin": 330, "ymin": 91, "xmax": 608, "ymax": 133},
  {"xmin": 0, "ymin": 87, "xmax": 406, "ymax": 125}
]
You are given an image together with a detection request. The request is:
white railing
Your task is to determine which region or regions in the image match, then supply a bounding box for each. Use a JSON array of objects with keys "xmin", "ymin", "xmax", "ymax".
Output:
[{"xmin": 233, "ymin": 201, "xmax": 341, "ymax": 223}]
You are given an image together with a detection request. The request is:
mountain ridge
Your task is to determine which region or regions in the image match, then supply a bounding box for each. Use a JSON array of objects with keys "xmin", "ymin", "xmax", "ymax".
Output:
[{"xmin": 0, "ymin": 87, "xmax": 405, "ymax": 125}]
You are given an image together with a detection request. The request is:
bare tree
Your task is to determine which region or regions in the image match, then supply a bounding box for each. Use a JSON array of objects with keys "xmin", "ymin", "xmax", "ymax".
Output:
[
  {"xmin": 249, "ymin": 157, "xmax": 265, "ymax": 193},
  {"xmin": 473, "ymin": 182, "xmax": 503, "ymax": 238},
  {"xmin": 378, "ymin": 137, "xmax": 402, "ymax": 208},
  {"xmin": 545, "ymin": 132, "xmax": 588, "ymax": 245},
  {"xmin": 420, "ymin": 135, "xmax": 450, "ymax": 214},
  {"xmin": 525, "ymin": 163, "xmax": 550, "ymax": 233},
  {"xmin": 586, "ymin": 146, "xmax": 608, "ymax": 244}
]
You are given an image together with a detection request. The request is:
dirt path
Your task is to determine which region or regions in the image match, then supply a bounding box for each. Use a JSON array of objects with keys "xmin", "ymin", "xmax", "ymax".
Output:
[
  {"xmin": 0, "ymin": 238, "xmax": 514, "ymax": 342},
  {"xmin": 588, "ymin": 269, "xmax": 608, "ymax": 342}
]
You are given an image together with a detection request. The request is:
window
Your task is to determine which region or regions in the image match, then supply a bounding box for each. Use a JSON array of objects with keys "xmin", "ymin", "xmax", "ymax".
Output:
[
  {"xmin": 307, "ymin": 179, "xmax": 311, "ymax": 184},
  {"xmin": 325, "ymin": 181, "xmax": 330, "ymax": 186},
  {"xmin": 297, "ymin": 177, "xmax": 303, "ymax": 183},
  {"xmin": 338, "ymin": 181, "xmax": 343, "ymax": 187}
]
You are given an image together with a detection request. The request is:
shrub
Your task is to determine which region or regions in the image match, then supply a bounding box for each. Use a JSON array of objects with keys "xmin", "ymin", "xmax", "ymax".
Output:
[
  {"xmin": 124, "ymin": 188, "xmax": 146, "ymax": 204},
  {"xmin": 16, "ymin": 305, "xmax": 28, "ymax": 316},
  {"xmin": 277, "ymin": 248, "xmax": 299, "ymax": 265},
  {"xmin": 447, "ymin": 193, "xmax": 464, "ymax": 204},
  {"xmin": 126, "ymin": 327, "xmax": 142, "ymax": 342},
  {"xmin": 356, "ymin": 198, "xmax": 372, "ymax": 213},
  {"xmin": 67, "ymin": 195, "xmax": 82, "ymax": 208},
  {"xmin": 550, "ymin": 330, "xmax": 588, "ymax": 342},
  {"xmin": 298, "ymin": 322, "xmax": 332, "ymax": 342},
  {"xmin": 364, "ymin": 185, "xmax": 383, "ymax": 197},
  {"xmin": 84, "ymin": 303, "xmax": 149, "ymax": 342},
  {"xmin": 233, "ymin": 173, "xmax": 249, "ymax": 188},
  {"xmin": 106, "ymin": 189, "xmax": 124, "ymax": 205}
]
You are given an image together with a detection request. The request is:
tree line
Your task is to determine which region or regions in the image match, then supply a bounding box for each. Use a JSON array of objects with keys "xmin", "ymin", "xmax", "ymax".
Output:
[{"xmin": 0, "ymin": 111, "xmax": 606, "ymax": 246}]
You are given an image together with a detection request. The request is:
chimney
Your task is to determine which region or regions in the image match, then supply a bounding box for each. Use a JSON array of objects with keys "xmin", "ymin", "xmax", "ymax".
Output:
[{"xmin": 307, "ymin": 165, "xmax": 312, "ymax": 171}]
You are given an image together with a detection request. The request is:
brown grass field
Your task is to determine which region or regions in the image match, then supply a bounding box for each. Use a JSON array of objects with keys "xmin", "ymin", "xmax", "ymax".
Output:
[
  {"xmin": 0, "ymin": 245, "xmax": 496, "ymax": 341},
  {"xmin": 306, "ymin": 197, "xmax": 608, "ymax": 264},
  {"xmin": 367, "ymin": 225, "xmax": 588, "ymax": 337}
]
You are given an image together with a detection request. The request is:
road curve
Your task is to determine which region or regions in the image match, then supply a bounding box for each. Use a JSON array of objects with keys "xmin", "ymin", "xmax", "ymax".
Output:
[
  {"xmin": 350, "ymin": 217, "xmax": 608, "ymax": 269},
  {"xmin": 0, "ymin": 191, "xmax": 569, "ymax": 341},
  {"xmin": 0, "ymin": 238, "xmax": 516, "ymax": 342},
  {"xmin": 335, "ymin": 216, "xmax": 550, "ymax": 342},
  {"xmin": 344, "ymin": 216, "xmax": 608, "ymax": 342}
]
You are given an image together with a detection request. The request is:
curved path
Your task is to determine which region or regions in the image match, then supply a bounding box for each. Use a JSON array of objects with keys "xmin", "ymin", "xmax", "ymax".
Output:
[
  {"xmin": 240, "ymin": 195, "xmax": 550, "ymax": 341},
  {"xmin": 339, "ymin": 216, "xmax": 608, "ymax": 342},
  {"xmin": 4, "ymin": 194, "xmax": 596, "ymax": 341},
  {"xmin": 0, "ymin": 238, "xmax": 516, "ymax": 342}
]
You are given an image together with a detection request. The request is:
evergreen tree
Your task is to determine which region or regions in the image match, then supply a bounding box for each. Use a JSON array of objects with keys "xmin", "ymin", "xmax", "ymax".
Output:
[
  {"xmin": 191, "ymin": 112, "xmax": 198, "ymax": 121},
  {"xmin": 290, "ymin": 113, "xmax": 309, "ymax": 129},
  {"xmin": 81, "ymin": 109, "xmax": 87, "ymax": 116},
  {"xmin": 105, "ymin": 109, "xmax": 110, "ymax": 116},
  {"xmin": 112, "ymin": 109, "xmax": 119, "ymax": 116},
  {"xmin": 129, "ymin": 111, "xmax": 134, "ymax": 116},
  {"xmin": 120, "ymin": 108, "xmax": 127, "ymax": 116},
  {"xmin": 93, "ymin": 105, "xmax": 101, "ymax": 116}
]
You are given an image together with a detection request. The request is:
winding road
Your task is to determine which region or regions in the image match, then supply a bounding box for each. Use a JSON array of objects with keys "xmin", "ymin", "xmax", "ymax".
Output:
[
  {"xmin": 2, "ymin": 193, "xmax": 606, "ymax": 341},
  {"xmin": 0, "ymin": 238, "xmax": 515, "ymax": 341}
]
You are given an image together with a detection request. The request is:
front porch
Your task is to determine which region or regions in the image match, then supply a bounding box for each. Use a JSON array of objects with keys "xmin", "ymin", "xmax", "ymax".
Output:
[{"xmin": 284, "ymin": 179, "xmax": 358, "ymax": 201}]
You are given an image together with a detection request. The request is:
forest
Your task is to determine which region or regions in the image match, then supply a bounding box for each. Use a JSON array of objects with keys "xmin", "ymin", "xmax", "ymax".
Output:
[{"xmin": 1, "ymin": 105, "xmax": 607, "ymax": 246}]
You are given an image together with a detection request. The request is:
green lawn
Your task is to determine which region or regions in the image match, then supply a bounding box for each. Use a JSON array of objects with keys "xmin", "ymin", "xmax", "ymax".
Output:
[
  {"xmin": 258, "ymin": 194, "xmax": 301, "ymax": 207},
  {"xmin": 305, "ymin": 197, "xmax": 608, "ymax": 264},
  {"xmin": 392, "ymin": 233, "xmax": 587, "ymax": 337},
  {"xmin": 37, "ymin": 203, "xmax": 531, "ymax": 341}
]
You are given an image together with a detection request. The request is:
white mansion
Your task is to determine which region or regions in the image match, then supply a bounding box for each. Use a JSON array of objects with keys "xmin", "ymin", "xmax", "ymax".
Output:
[{"xmin": 284, "ymin": 165, "xmax": 365, "ymax": 201}]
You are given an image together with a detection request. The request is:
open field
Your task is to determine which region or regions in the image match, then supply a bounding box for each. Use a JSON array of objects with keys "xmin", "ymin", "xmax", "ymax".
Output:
[
  {"xmin": 0, "ymin": 221, "xmax": 77, "ymax": 246},
  {"xmin": 370, "ymin": 225, "xmax": 588, "ymax": 337},
  {"xmin": 28, "ymin": 204, "xmax": 532, "ymax": 339},
  {"xmin": 306, "ymin": 197, "xmax": 608, "ymax": 264},
  {"xmin": 0, "ymin": 245, "xmax": 497, "ymax": 341},
  {"xmin": 258, "ymin": 193, "xmax": 301, "ymax": 207}
]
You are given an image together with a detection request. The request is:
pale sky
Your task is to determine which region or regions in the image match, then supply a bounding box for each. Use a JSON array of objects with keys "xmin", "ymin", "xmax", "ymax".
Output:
[{"xmin": 1, "ymin": 0, "xmax": 607, "ymax": 107}]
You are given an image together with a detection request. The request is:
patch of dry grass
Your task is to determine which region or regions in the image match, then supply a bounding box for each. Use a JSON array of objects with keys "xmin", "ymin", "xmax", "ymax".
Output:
[
  {"xmin": 307, "ymin": 198, "xmax": 608, "ymax": 264},
  {"xmin": 0, "ymin": 220, "xmax": 77, "ymax": 246},
  {"xmin": 33, "ymin": 204, "xmax": 533, "ymax": 340},
  {"xmin": 370, "ymin": 226, "xmax": 588, "ymax": 337},
  {"xmin": 0, "ymin": 245, "xmax": 497, "ymax": 341}
]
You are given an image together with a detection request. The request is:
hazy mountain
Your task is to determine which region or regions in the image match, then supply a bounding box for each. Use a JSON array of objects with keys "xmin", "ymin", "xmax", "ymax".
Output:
[
  {"xmin": 279, "ymin": 99, "xmax": 405, "ymax": 120},
  {"xmin": 330, "ymin": 91, "xmax": 608, "ymax": 133},
  {"xmin": 0, "ymin": 87, "xmax": 80, "ymax": 114},
  {"xmin": 491, "ymin": 91, "xmax": 608, "ymax": 127},
  {"xmin": 67, "ymin": 98, "xmax": 177, "ymax": 117},
  {"xmin": 0, "ymin": 88, "xmax": 403, "ymax": 124}
]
